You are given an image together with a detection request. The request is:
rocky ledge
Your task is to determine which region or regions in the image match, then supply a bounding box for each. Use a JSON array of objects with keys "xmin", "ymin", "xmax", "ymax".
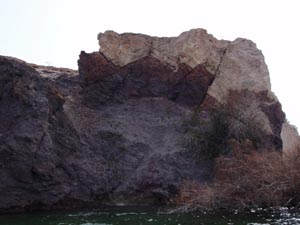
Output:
[{"xmin": 0, "ymin": 29, "xmax": 291, "ymax": 213}]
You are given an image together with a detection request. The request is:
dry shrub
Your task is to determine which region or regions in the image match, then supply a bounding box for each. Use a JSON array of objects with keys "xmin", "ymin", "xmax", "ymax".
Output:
[
  {"xmin": 173, "ymin": 145, "xmax": 300, "ymax": 211},
  {"xmin": 171, "ymin": 182, "xmax": 215, "ymax": 212},
  {"xmin": 175, "ymin": 89, "xmax": 295, "ymax": 211},
  {"xmin": 214, "ymin": 151, "xmax": 285, "ymax": 208}
]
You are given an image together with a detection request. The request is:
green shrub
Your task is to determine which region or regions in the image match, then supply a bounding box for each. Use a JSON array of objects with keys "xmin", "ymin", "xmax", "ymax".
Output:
[{"xmin": 182, "ymin": 90, "xmax": 268, "ymax": 160}]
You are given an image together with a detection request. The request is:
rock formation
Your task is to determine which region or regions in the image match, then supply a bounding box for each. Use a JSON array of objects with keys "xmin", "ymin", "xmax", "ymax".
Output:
[
  {"xmin": 0, "ymin": 29, "xmax": 290, "ymax": 213},
  {"xmin": 281, "ymin": 122, "xmax": 300, "ymax": 155},
  {"xmin": 84, "ymin": 28, "xmax": 284, "ymax": 142},
  {"xmin": 97, "ymin": 30, "xmax": 272, "ymax": 102}
]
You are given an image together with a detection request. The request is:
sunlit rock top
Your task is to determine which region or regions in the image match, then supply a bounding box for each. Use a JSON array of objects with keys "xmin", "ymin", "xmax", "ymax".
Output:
[{"xmin": 98, "ymin": 29, "xmax": 272, "ymax": 103}]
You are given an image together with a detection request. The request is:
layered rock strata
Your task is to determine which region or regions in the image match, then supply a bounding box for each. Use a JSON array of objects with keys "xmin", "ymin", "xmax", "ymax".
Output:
[
  {"xmin": 97, "ymin": 30, "xmax": 272, "ymax": 103},
  {"xmin": 0, "ymin": 29, "xmax": 289, "ymax": 213},
  {"xmin": 82, "ymin": 29, "xmax": 284, "ymax": 143}
]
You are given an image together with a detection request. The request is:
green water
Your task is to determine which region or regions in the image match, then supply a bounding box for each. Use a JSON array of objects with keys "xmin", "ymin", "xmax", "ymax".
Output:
[{"xmin": 0, "ymin": 207, "xmax": 299, "ymax": 225}]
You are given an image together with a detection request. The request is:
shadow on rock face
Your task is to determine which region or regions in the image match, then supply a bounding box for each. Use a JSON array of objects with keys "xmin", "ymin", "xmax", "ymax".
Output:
[
  {"xmin": 0, "ymin": 28, "xmax": 288, "ymax": 213},
  {"xmin": 78, "ymin": 52, "xmax": 214, "ymax": 109},
  {"xmin": 0, "ymin": 55, "xmax": 214, "ymax": 213}
]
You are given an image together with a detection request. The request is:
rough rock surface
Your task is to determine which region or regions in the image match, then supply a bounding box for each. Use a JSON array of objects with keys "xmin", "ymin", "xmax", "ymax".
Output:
[
  {"xmin": 0, "ymin": 55, "xmax": 212, "ymax": 213},
  {"xmin": 98, "ymin": 29, "xmax": 278, "ymax": 133},
  {"xmin": 281, "ymin": 122, "xmax": 300, "ymax": 155},
  {"xmin": 78, "ymin": 52, "xmax": 214, "ymax": 108},
  {"xmin": 98, "ymin": 29, "xmax": 272, "ymax": 102},
  {"xmin": 98, "ymin": 29, "xmax": 227, "ymax": 73},
  {"xmin": 0, "ymin": 29, "xmax": 289, "ymax": 213}
]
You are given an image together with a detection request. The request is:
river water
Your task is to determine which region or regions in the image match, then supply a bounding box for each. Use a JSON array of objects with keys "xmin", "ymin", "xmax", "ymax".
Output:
[{"xmin": 0, "ymin": 207, "xmax": 300, "ymax": 225}]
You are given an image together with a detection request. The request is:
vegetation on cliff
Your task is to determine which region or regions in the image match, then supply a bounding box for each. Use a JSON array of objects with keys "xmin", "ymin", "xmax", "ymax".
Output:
[
  {"xmin": 0, "ymin": 28, "xmax": 295, "ymax": 214},
  {"xmin": 173, "ymin": 146, "xmax": 300, "ymax": 211},
  {"xmin": 173, "ymin": 91, "xmax": 299, "ymax": 211},
  {"xmin": 182, "ymin": 89, "xmax": 278, "ymax": 161}
]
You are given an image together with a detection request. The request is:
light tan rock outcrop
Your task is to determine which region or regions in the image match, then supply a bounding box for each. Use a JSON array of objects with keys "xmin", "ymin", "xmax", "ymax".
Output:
[
  {"xmin": 98, "ymin": 29, "xmax": 273, "ymax": 103},
  {"xmin": 97, "ymin": 29, "xmax": 280, "ymax": 135},
  {"xmin": 98, "ymin": 29, "xmax": 227, "ymax": 74},
  {"xmin": 207, "ymin": 38, "xmax": 273, "ymax": 102}
]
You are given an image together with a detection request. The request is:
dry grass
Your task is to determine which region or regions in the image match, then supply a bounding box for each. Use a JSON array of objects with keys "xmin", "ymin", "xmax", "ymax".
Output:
[
  {"xmin": 171, "ymin": 182, "xmax": 215, "ymax": 212},
  {"xmin": 173, "ymin": 145, "xmax": 300, "ymax": 211}
]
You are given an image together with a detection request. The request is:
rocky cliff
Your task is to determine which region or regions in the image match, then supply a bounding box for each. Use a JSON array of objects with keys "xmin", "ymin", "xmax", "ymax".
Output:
[{"xmin": 0, "ymin": 29, "xmax": 289, "ymax": 213}]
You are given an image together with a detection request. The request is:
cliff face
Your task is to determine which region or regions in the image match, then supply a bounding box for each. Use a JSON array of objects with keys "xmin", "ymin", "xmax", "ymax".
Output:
[
  {"xmin": 97, "ymin": 30, "xmax": 271, "ymax": 102},
  {"xmin": 83, "ymin": 28, "xmax": 284, "ymax": 141},
  {"xmin": 0, "ymin": 29, "xmax": 288, "ymax": 213}
]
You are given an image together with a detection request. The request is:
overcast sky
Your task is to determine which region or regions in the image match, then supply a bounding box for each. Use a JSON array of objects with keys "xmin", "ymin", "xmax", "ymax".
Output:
[{"xmin": 0, "ymin": 0, "xmax": 299, "ymax": 130}]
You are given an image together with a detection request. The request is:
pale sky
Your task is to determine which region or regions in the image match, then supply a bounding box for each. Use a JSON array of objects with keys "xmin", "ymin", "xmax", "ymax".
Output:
[{"xmin": 0, "ymin": 0, "xmax": 299, "ymax": 130}]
